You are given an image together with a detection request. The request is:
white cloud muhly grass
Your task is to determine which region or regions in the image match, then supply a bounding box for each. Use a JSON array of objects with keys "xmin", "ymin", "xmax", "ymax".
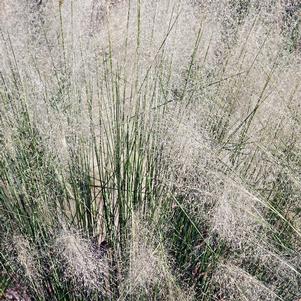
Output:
[
  {"xmin": 54, "ymin": 228, "xmax": 108, "ymax": 292},
  {"xmin": 14, "ymin": 235, "xmax": 41, "ymax": 282},
  {"xmin": 122, "ymin": 216, "xmax": 194, "ymax": 300},
  {"xmin": 1, "ymin": 1, "xmax": 301, "ymax": 300},
  {"xmin": 213, "ymin": 262, "xmax": 279, "ymax": 301}
]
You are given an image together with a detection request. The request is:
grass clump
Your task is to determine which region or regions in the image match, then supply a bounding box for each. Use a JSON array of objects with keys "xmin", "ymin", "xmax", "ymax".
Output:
[{"xmin": 1, "ymin": 0, "xmax": 301, "ymax": 300}]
